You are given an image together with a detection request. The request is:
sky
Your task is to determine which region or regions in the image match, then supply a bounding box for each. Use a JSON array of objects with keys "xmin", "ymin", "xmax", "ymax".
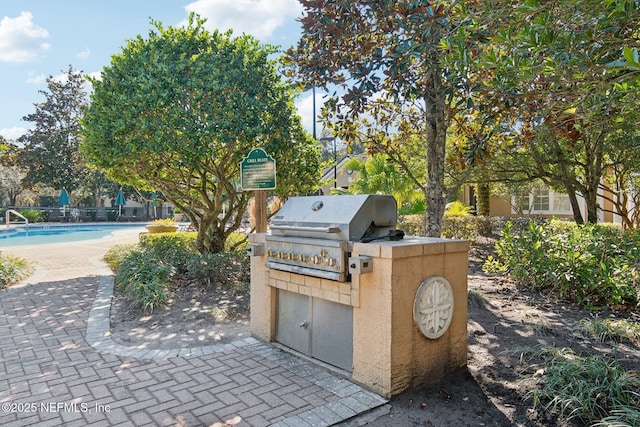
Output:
[{"xmin": 0, "ymin": 0, "xmax": 322, "ymax": 141}]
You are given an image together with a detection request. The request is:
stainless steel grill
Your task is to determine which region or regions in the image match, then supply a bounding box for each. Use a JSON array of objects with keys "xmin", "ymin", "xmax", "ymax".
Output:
[{"xmin": 265, "ymin": 194, "xmax": 399, "ymax": 281}]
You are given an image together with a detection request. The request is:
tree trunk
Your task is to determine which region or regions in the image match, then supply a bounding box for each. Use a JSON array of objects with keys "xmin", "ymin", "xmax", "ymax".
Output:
[
  {"xmin": 423, "ymin": 66, "xmax": 447, "ymax": 238},
  {"xmin": 476, "ymin": 183, "xmax": 491, "ymax": 216},
  {"xmin": 190, "ymin": 211, "xmax": 226, "ymax": 254},
  {"xmin": 584, "ymin": 188, "xmax": 599, "ymax": 224},
  {"xmin": 202, "ymin": 226, "xmax": 226, "ymax": 253},
  {"xmin": 563, "ymin": 182, "xmax": 585, "ymax": 225},
  {"xmin": 425, "ymin": 151, "xmax": 446, "ymax": 237}
]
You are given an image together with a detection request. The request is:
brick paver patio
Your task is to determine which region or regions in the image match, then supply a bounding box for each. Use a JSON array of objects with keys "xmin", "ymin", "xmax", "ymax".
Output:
[{"xmin": 0, "ymin": 229, "xmax": 387, "ymax": 426}]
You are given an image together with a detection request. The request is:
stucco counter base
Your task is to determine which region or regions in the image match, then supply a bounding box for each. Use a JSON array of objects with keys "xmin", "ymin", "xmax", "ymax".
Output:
[{"xmin": 250, "ymin": 233, "xmax": 470, "ymax": 398}]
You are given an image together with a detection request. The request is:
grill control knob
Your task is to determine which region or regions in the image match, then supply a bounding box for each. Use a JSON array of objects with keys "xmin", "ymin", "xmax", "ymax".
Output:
[
  {"xmin": 267, "ymin": 249, "xmax": 276, "ymax": 257},
  {"xmin": 327, "ymin": 257, "xmax": 337, "ymax": 267},
  {"xmin": 300, "ymin": 254, "xmax": 310, "ymax": 263},
  {"xmin": 277, "ymin": 250, "xmax": 286, "ymax": 259},
  {"xmin": 311, "ymin": 255, "xmax": 321, "ymax": 264},
  {"xmin": 288, "ymin": 252, "xmax": 298, "ymax": 261}
]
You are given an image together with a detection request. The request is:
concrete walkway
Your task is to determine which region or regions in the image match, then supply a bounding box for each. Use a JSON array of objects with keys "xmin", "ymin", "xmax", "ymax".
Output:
[{"xmin": 0, "ymin": 229, "xmax": 387, "ymax": 426}]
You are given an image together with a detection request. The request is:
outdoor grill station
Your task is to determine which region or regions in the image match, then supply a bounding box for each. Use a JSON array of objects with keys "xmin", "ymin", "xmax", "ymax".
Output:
[{"xmin": 248, "ymin": 194, "xmax": 470, "ymax": 398}]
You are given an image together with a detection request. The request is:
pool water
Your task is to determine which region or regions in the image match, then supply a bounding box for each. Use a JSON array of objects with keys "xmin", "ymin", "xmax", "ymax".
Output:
[{"xmin": 0, "ymin": 224, "xmax": 147, "ymax": 247}]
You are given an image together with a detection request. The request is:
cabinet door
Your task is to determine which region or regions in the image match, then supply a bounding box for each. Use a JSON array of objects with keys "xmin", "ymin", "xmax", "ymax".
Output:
[
  {"xmin": 275, "ymin": 288, "xmax": 354, "ymax": 372},
  {"xmin": 275, "ymin": 290, "xmax": 310, "ymax": 355},
  {"xmin": 311, "ymin": 297, "xmax": 353, "ymax": 372}
]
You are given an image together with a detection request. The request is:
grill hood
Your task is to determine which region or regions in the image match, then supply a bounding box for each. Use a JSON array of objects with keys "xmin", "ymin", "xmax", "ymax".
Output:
[{"xmin": 270, "ymin": 194, "xmax": 397, "ymax": 241}]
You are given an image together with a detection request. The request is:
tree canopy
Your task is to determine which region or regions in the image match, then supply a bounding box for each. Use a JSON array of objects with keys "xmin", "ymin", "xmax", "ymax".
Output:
[
  {"xmin": 285, "ymin": 0, "xmax": 640, "ymax": 229},
  {"xmin": 285, "ymin": 1, "xmax": 495, "ymax": 236},
  {"xmin": 81, "ymin": 14, "xmax": 321, "ymax": 253},
  {"xmin": 18, "ymin": 65, "xmax": 91, "ymax": 197},
  {"xmin": 480, "ymin": 0, "xmax": 640, "ymax": 224}
]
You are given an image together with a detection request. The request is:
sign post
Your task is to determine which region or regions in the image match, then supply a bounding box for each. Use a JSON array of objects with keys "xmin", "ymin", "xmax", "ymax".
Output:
[{"xmin": 240, "ymin": 148, "xmax": 276, "ymax": 233}]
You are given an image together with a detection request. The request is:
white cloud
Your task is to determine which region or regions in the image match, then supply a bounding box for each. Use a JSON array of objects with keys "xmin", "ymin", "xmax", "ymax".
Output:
[
  {"xmin": 51, "ymin": 71, "xmax": 70, "ymax": 84},
  {"xmin": 0, "ymin": 126, "xmax": 28, "ymax": 141},
  {"xmin": 0, "ymin": 12, "xmax": 50, "ymax": 63},
  {"xmin": 184, "ymin": 0, "xmax": 301, "ymax": 40},
  {"xmin": 77, "ymin": 48, "xmax": 91, "ymax": 59},
  {"xmin": 24, "ymin": 70, "xmax": 46, "ymax": 85}
]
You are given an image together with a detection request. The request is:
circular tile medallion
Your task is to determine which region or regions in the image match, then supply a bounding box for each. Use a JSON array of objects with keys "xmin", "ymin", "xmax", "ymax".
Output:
[{"xmin": 413, "ymin": 276, "xmax": 454, "ymax": 339}]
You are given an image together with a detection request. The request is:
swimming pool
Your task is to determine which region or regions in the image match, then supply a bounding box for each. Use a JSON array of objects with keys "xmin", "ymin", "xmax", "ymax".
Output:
[{"xmin": 0, "ymin": 224, "xmax": 148, "ymax": 247}]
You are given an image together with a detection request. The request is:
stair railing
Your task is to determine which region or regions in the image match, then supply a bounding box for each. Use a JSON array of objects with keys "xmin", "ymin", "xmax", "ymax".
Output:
[{"xmin": 5, "ymin": 209, "xmax": 28, "ymax": 227}]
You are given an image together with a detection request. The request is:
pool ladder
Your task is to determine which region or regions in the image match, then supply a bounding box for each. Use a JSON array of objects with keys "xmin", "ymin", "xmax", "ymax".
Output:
[{"xmin": 5, "ymin": 209, "xmax": 28, "ymax": 228}]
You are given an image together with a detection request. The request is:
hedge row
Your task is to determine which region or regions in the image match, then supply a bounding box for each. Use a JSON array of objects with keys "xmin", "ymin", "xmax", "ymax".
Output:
[{"xmin": 397, "ymin": 214, "xmax": 496, "ymax": 241}]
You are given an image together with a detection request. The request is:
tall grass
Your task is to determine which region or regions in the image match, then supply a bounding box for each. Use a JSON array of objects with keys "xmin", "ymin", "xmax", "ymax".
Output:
[
  {"xmin": 523, "ymin": 348, "xmax": 640, "ymax": 425},
  {"xmin": 0, "ymin": 252, "xmax": 33, "ymax": 289},
  {"xmin": 577, "ymin": 318, "xmax": 640, "ymax": 346}
]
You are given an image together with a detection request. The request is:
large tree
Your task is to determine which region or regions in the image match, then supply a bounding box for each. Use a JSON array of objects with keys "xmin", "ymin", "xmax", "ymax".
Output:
[
  {"xmin": 18, "ymin": 66, "xmax": 90, "ymax": 197},
  {"xmin": 285, "ymin": 1, "xmax": 499, "ymax": 236},
  {"xmin": 81, "ymin": 14, "xmax": 321, "ymax": 253},
  {"xmin": 481, "ymin": 0, "xmax": 640, "ymax": 224}
]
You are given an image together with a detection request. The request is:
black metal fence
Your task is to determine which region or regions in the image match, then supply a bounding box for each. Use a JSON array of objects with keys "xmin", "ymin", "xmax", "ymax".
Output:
[{"xmin": 1, "ymin": 205, "xmax": 174, "ymax": 223}]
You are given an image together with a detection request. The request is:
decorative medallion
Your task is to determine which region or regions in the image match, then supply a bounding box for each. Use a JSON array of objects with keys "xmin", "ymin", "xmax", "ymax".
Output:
[{"xmin": 413, "ymin": 276, "xmax": 454, "ymax": 339}]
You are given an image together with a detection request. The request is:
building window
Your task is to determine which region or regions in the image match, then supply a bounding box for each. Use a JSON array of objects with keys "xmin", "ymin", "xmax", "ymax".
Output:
[
  {"xmin": 533, "ymin": 186, "xmax": 550, "ymax": 211},
  {"xmin": 553, "ymin": 192, "xmax": 572, "ymax": 212},
  {"xmin": 513, "ymin": 184, "xmax": 573, "ymax": 215}
]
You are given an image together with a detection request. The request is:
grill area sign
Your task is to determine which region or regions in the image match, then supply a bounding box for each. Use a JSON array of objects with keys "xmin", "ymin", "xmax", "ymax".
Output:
[{"xmin": 240, "ymin": 148, "xmax": 276, "ymax": 190}]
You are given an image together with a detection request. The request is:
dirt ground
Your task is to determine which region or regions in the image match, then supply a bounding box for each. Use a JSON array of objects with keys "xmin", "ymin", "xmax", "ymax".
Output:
[
  {"xmin": 110, "ymin": 280, "xmax": 251, "ymax": 349},
  {"xmin": 109, "ymin": 238, "xmax": 640, "ymax": 426}
]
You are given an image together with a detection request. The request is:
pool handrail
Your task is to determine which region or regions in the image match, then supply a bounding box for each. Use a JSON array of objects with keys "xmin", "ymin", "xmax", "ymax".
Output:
[{"xmin": 5, "ymin": 209, "xmax": 28, "ymax": 228}]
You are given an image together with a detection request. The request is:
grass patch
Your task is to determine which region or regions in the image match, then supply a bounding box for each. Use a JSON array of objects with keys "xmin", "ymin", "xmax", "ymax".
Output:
[
  {"xmin": 577, "ymin": 318, "xmax": 640, "ymax": 346},
  {"xmin": 113, "ymin": 248, "xmax": 173, "ymax": 312},
  {"xmin": 529, "ymin": 322, "xmax": 555, "ymax": 337},
  {"xmin": 0, "ymin": 252, "xmax": 34, "ymax": 289},
  {"xmin": 522, "ymin": 347, "xmax": 640, "ymax": 425},
  {"xmin": 103, "ymin": 243, "xmax": 139, "ymax": 271}
]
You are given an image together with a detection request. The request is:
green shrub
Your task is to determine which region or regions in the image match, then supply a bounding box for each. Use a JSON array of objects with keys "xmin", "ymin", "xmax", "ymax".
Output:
[
  {"xmin": 16, "ymin": 209, "xmax": 43, "ymax": 223},
  {"xmin": 186, "ymin": 251, "xmax": 249, "ymax": 289},
  {"xmin": 106, "ymin": 209, "xmax": 118, "ymax": 221},
  {"xmin": 442, "ymin": 216, "xmax": 495, "ymax": 241},
  {"xmin": 445, "ymin": 200, "xmax": 473, "ymax": 216},
  {"xmin": 525, "ymin": 349, "xmax": 640, "ymax": 425},
  {"xmin": 225, "ymin": 232, "xmax": 249, "ymax": 253},
  {"xmin": 139, "ymin": 232, "xmax": 198, "ymax": 274},
  {"xmin": 106, "ymin": 231, "xmax": 250, "ymax": 311},
  {"xmin": 397, "ymin": 214, "xmax": 424, "ymax": 237},
  {"xmin": 397, "ymin": 214, "xmax": 495, "ymax": 241},
  {"xmin": 39, "ymin": 210, "xmax": 53, "ymax": 222},
  {"xmin": 114, "ymin": 248, "xmax": 173, "ymax": 311},
  {"xmin": 484, "ymin": 220, "xmax": 640, "ymax": 308},
  {"xmin": 104, "ymin": 244, "xmax": 139, "ymax": 271},
  {"xmin": 0, "ymin": 252, "xmax": 33, "ymax": 288},
  {"xmin": 399, "ymin": 198, "xmax": 426, "ymax": 215},
  {"xmin": 149, "ymin": 218, "xmax": 177, "ymax": 226}
]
